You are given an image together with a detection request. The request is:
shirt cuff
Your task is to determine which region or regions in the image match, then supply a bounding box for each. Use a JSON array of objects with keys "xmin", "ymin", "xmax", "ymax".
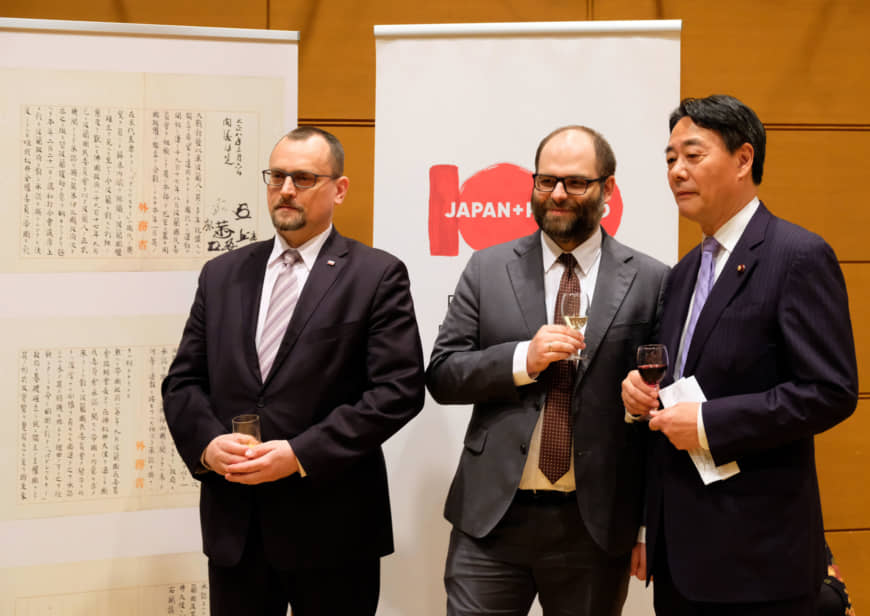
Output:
[
  {"xmin": 637, "ymin": 525, "xmax": 646, "ymax": 543},
  {"xmin": 198, "ymin": 448, "xmax": 212, "ymax": 473},
  {"xmin": 512, "ymin": 341, "xmax": 537, "ymax": 386},
  {"xmin": 697, "ymin": 402, "xmax": 710, "ymax": 451},
  {"xmin": 624, "ymin": 408, "xmax": 646, "ymax": 424}
]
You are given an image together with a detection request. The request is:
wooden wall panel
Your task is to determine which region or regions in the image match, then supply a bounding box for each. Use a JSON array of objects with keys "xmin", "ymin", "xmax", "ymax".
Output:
[
  {"xmin": 660, "ymin": 0, "xmax": 869, "ymax": 125},
  {"xmin": 817, "ymin": 400, "xmax": 870, "ymax": 530},
  {"xmin": 826, "ymin": 530, "xmax": 869, "ymax": 612},
  {"xmin": 269, "ymin": 0, "xmax": 595, "ymax": 120},
  {"xmin": 0, "ymin": 0, "xmax": 267, "ymax": 28},
  {"xmin": 761, "ymin": 130, "xmax": 870, "ymax": 262},
  {"xmin": 842, "ymin": 264, "xmax": 870, "ymax": 392}
]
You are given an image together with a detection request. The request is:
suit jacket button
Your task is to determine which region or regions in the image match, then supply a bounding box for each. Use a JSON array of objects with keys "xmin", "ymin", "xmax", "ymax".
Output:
[{"xmin": 256, "ymin": 399, "xmax": 265, "ymax": 408}]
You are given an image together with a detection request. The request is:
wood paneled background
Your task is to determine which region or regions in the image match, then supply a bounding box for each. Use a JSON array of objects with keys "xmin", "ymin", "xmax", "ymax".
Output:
[{"xmin": 3, "ymin": 0, "xmax": 867, "ymax": 609}]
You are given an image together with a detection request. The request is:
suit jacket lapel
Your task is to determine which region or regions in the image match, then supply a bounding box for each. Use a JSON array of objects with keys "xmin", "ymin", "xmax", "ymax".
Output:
[
  {"xmin": 506, "ymin": 231, "xmax": 548, "ymax": 338},
  {"xmin": 578, "ymin": 230, "xmax": 637, "ymax": 382},
  {"xmin": 264, "ymin": 228, "xmax": 349, "ymax": 386},
  {"xmin": 241, "ymin": 241, "xmax": 272, "ymax": 384},
  {"xmin": 681, "ymin": 204, "xmax": 770, "ymax": 377}
]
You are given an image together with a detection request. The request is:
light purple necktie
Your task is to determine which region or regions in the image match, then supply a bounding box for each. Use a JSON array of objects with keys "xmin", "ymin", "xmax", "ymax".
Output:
[
  {"xmin": 258, "ymin": 248, "xmax": 301, "ymax": 379},
  {"xmin": 677, "ymin": 236, "xmax": 720, "ymax": 377}
]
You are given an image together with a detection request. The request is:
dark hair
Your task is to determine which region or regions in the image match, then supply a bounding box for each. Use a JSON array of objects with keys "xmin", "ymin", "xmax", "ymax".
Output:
[
  {"xmin": 534, "ymin": 125, "xmax": 616, "ymax": 178},
  {"xmin": 669, "ymin": 95, "xmax": 766, "ymax": 184},
  {"xmin": 283, "ymin": 126, "xmax": 345, "ymax": 176}
]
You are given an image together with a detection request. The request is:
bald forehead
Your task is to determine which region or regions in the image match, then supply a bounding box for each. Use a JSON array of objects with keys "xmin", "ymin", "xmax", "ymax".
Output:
[
  {"xmin": 538, "ymin": 128, "xmax": 598, "ymax": 169},
  {"xmin": 269, "ymin": 134, "xmax": 333, "ymax": 169}
]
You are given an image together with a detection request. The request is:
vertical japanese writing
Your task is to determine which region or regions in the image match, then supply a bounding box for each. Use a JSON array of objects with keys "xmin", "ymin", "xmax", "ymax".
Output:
[
  {"xmin": 21, "ymin": 105, "xmax": 138, "ymax": 257},
  {"xmin": 137, "ymin": 345, "xmax": 197, "ymax": 494},
  {"xmin": 21, "ymin": 105, "xmax": 258, "ymax": 259},
  {"xmin": 144, "ymin": 110, "xmax": 207, "ymax": 256},
  {"xmin": 17, "ymin": 346, "xmax": 130, "ymax": 502}
]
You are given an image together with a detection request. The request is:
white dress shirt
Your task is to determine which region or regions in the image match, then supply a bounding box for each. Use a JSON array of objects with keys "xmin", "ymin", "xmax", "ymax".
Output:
[
  {"xmin": 514, "ymin": 228, "xmax": 603, "ymax": 491},
  {"xmin": 255, "ymin": 225, "xmax": 332, "ymax": 347}
]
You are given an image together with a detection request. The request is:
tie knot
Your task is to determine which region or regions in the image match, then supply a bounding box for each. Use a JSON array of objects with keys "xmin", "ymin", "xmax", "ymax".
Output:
[
  {"xmin": 701, "ymin": 236, "xmax": 720, "ymax": 256},
  {"xmin": 282, "ymin": 248, "xmax": 301, "ymax": 266},
  {"xmin": 558, "ymin": 252, "xmax": 577, "ymax": 270}
]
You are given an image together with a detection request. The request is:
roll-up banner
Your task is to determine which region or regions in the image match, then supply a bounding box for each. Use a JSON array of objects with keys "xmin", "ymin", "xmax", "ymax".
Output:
[{"xmin": 374, "ymin": 20, "xmax": 680, "ymax": 616}]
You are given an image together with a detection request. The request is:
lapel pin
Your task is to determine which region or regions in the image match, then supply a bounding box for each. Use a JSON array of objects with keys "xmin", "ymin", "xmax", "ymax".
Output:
[
  {"xmin": 737, "ymin": 264, "xmax": 746, "ymax": 273},
  {"xmin": 327, "ymin": 260, "xmax": 336, "ymax": 266}
]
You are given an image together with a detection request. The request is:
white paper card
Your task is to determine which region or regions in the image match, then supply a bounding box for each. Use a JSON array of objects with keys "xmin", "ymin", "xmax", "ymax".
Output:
[{"xmin": 658, "ymin": 376, "xmax": 741, "ymax": 485}]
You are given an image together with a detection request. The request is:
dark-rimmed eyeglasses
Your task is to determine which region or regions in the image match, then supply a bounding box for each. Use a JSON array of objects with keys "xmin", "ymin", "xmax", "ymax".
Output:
[
  {"xmin": 532, "ymin": 174, "xmax": 607, "ymax": 196},
  {"xmin": 262, "ymin": 169, "xmax": 338, "ymax": 189}
]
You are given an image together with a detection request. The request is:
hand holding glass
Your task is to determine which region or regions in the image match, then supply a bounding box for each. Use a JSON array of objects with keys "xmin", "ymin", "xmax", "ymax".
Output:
[
  {"xmin": 560, "ymin": 291, "xmax": 590, "ymax": 360},
  {"xmin": 232, "ymin": 414, "xmax": 261, "ymax": 446},
  {"xmin": 636, "ymin": 344, "xmax": 668, "ymax": 387}
]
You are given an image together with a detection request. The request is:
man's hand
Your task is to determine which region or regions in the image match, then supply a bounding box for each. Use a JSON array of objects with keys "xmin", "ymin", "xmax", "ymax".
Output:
[
  {"xmin": 526, "ymin": 324, "xmax": 584, "ymax": 375},
  {"xmin": 649, "ymin": 402, "xmax": 701, "ymax": 450},
  {"xmin": 224, "ymin": 439, "xmax": 300, "ymax": 484},
  {"xmin": 621, "ymin": 369, "xmax": 659, "ymax": 419},
  {"xmin": 202, "ymin": 433, "xmax": 255, "ymax": 474},
  {"xmin": 630, "ymin": 542, "xmax": 647, "ymax": 581}
]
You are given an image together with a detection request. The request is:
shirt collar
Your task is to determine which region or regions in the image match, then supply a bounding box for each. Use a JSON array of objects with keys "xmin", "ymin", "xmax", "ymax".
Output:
[
  {"xmin": 268, "ymin": 224, "xmax": 333, "ymax": 269},
  {"xmin": 711, "ymin": 197, "xmax": 759, "ymax": 254},
  {"xmin": 540, "ymin": 226, "xmax": 602, "ymax": 275}
]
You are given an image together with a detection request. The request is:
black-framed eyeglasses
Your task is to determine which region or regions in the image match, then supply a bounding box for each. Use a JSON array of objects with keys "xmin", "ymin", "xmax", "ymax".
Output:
[
  {"xmin": 262, "ymin": 169, "xmax": 338, "ymax": 189},
  {"xmin": 532, "ymin": 174, "xmax": 607, "ymax": 196}
]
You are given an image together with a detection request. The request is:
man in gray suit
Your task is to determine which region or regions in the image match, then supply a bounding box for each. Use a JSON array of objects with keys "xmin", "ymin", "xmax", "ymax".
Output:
[{"xmin": 427, "ymin": 125, "xmax": 669, "ymax": 616}]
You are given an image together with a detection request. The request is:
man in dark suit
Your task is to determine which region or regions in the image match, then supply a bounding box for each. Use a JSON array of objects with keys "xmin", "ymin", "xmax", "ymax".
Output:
[
  {"xmin": 427, "ymin": 125, "xmax": 669, "ymax": 616},
  {"xmin": 622, "ymin": 95, "xmax": 858, "ymax": 615},
  {"xmin": 162, "ymin": 126, "xmax": 425, "ymax": 616}
]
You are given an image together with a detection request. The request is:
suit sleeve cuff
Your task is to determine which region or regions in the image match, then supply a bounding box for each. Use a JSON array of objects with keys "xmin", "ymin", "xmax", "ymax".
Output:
[
  {"xmin": 197, "ymin": 448, "xmax": 212, "ymax": 474},
  {"xmin": 697, "ymin": 402, "xmax": 710, "ymax": 451}
]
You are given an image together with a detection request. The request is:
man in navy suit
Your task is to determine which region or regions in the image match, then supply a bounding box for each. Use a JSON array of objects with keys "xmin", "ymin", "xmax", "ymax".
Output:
[
  {"xmin": 162, "ymin": 127, "xmax": 425, "ymax": 616},
  {"xmin": 622, "ymin": 95, "xmax": 858, "ymax": 615}
]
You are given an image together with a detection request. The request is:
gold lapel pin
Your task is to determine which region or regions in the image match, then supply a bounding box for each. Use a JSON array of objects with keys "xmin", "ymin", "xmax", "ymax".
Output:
[
  {"xmin": 327, "ymin": 260, "xmax": 336, "ymax": 266},
  {"xmin": 737, "ymin": 264, "xmax": 746, "ymax": 273}
]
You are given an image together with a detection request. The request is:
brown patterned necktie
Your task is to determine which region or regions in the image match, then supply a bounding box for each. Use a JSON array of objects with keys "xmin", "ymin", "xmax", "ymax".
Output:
[
  {"xmin": 257, "ymin": 248, "xmax": 301, "ymax": 380},
  {"xmin": 539, "ymin": 252, "xmax": 579, "ymax": 483}
]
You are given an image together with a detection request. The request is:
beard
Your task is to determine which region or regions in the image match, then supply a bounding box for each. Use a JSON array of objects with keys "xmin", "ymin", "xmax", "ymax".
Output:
[
  {"xmin": 531, "ymin": 189, "xmax": 605, "ymax": 246},
  {"xmin": 270, "ymin": 200, "xmax": 305, "ymax": 232}
]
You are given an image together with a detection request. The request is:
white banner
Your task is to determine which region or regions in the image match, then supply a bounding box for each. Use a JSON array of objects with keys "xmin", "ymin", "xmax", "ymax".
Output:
[{"xmin": 374, "ymin": 20, "xmax": 680, "ymax": 616}]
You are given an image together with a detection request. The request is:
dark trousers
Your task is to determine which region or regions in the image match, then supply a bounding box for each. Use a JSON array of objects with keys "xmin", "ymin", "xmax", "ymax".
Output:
[
  {"xmin": 445, "ymin": 491, "xmax": 630, "ymax": 616},
  {"xmin": 652, "ymin": 536, "xmax": 815, "ymax": 616},
  {"xmin": 207, "ymin": 521, "xmax": 379, "ymax": 616}
]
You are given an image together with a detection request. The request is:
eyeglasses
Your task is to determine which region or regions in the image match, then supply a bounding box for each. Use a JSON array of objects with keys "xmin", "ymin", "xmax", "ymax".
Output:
[
  {"xmin": 262, "ymin": 169, "xmax": 338, "ymax": 189},
  {"xmin": 532, "ymin": 174, "xmax": 607, "ymax": 196}
]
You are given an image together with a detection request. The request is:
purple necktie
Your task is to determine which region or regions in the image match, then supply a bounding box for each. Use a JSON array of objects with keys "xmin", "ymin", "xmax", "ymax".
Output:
[
  {"xmin": 539, "ymin": 253, "xmax": 579, "ymax": 483},
  {"xmin": 677, "ymin": 236, "xmax": 720, "ymax": 377},
  {"xmin": 258, "ymin": 248, "xmax": 301, "ymax": 379}
]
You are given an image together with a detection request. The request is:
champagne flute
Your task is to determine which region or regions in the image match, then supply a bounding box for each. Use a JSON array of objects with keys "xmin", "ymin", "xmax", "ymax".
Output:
[
  {"xmin": 232, "ymin": 414, "xmax": 261, "ymax": 446},
  {"xmin": 560, "ymin": 291, "xmax": 590, "ymax": 360},
  {"xmin": 636, "ymin": 344, "xmax": 669, "ymax": 387}
]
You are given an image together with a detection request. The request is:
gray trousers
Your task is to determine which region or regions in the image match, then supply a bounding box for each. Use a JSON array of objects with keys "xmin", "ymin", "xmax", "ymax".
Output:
[{"xmin": 445, "ymin": 491, "xmax": 631, "ymax": 616}]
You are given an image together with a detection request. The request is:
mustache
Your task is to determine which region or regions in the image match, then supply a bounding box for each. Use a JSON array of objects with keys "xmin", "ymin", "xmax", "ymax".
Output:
[{"xmin": 543, "ymin": 198, "xmax": 580, "ymax": 211}]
